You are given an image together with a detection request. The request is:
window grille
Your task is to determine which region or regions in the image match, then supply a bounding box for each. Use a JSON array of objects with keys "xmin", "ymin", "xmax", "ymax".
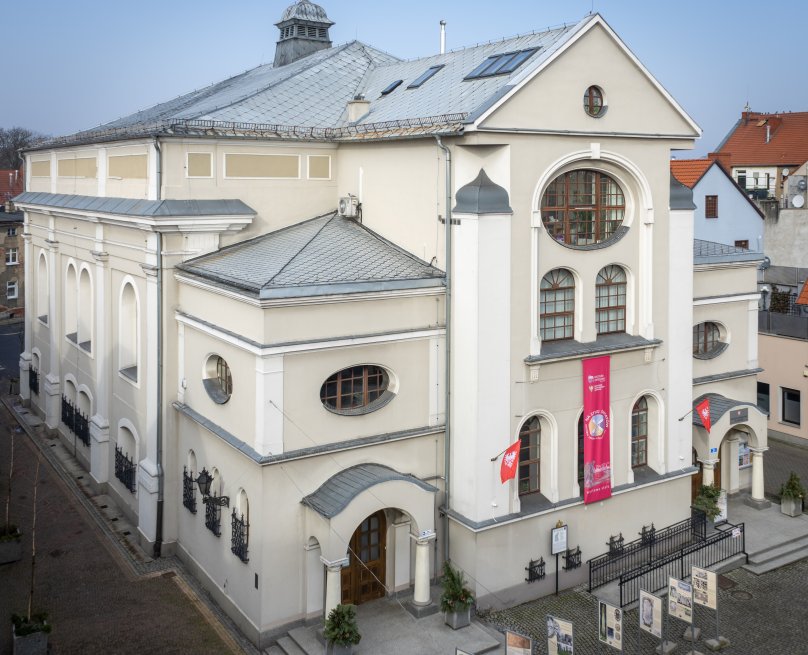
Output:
[
  {"xmin": 231, "ymin": 510, "xmax": 249, "ymax": 562},
  {"xmin": 182, "ymin": 467, "xmax": 197, "ymax": 514},
  {"xmin": 114, "ymin": 445, "xmax": 137, "ymax": 494},
  {"xmin": 205, "ymin": 495, "xmax": 222, "ymax": 536},
  {"xmin": 525, "ymin": 557, "xmax": 546, "ymax": 582},
  {"xmin": 29, "ymin": 368, "xmax": 40, "ymax": 396}
]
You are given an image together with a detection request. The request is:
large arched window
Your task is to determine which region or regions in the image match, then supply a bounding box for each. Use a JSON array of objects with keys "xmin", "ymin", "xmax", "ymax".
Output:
[
  {"xmin": 631, "ymin": 397, "xmax": 648, "ymax": 468},
  {"xmin": 119, "ymin": 281, "xmax": 139, "ymax": 381},
  {"xmin": 541, "ymin": 170, "xmax": 625, "ymax": 245},
  {"xmin": 596, "ymin": 265, "xmax": 627, "ymax": 334},
  {"xmin": 540, "ymin": 269, "xmax": 575, "ymax": 341},
  {"xmin": 37, "ymin": 252, "xmax": 48, "ymax": 325},
  {"xmin": 320, "ymin": 365, "xmax": 393, "ymax": 414},
  {"xmin": 518, "ymin": 417, "xmax": 541, "ymax": 495}
]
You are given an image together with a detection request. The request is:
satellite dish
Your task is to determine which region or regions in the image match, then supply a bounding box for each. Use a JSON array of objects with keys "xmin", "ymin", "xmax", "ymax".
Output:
[
  {"xmin": 793, "ymin": 194, "xmax": 805, "ymax": 208},
  {"xmin": 783, "ymin": 168, "xmax": 790, "ymax": 176},
  {"xmin": 798, "ymin": 178, "xmax": 807, "ymax": 191}
]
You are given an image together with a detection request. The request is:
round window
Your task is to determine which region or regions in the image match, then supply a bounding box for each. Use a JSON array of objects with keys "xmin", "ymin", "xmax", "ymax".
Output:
[
  {"xmin": 320, "ymin": 365, "xmax": 393, "ymax": 415},
  {"xmin": 203, "ymin": 355, "xmax": 232, "ymax": 404},
  {"xmin": 583, "ymin": 85, "xmax": 605, "ymax": 117},
  {"xmin": 541, "ymin": 170, "xmax": 625, "ymax": 246},
  {"xmin": 692, "ymin": 322, "xmax": 727, "ymax": 359}
]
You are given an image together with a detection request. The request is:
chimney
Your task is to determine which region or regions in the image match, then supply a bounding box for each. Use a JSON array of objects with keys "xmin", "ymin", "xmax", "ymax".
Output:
[
  {"xmin": 707, "ymin": 151, "xmax": 732, "ymax": 174},
  {"xmin": 347, "ymin": 95, "xmax": 370, "ymax": 123},
  {"xmin": 440, "ymin": 20, "xmax": 446, "ymax": 54}
]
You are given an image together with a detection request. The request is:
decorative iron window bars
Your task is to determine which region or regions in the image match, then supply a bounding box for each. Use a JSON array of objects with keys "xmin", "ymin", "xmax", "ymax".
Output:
[
  {"xmin": 114, "ymin": 445, "xmax": 137, "ymax": 494},
  {"xmin": 525, "ymin": 556, "xmax": 546, "ymax": 583},
  {"xmin": 205, "ymin": 495, "xmax": 222, "ymax": 536},
  {"xmin": 640, "ymin": 523, "xmax": 656, "ymax": 546},
  {"xmin": 61, "ymin": 396, "xmax": 90, "ymax": 447},
  {"xmin": 563, "ymin": 546, "xmax": 582, "ymax": 571},
  {"xmin": 608, "ymin": 532, "xmax": 625, "ymax": 555},
  {"xmin": 29, "ymin": 368, "xmax": 40, "ymax": 395},
  {"xmin": 231, "ymin": 510, "xmax": 249, "ymax": 563},
  {"xmin": 182, "ymin": 467, "xmax": 197, "ymax": 514}
]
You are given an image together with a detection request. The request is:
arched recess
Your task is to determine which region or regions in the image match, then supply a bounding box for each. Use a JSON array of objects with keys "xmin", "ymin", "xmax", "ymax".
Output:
[
  {"xmin": 77, "ymin": 266, "xmax": 93, "ymax": 351},
  {"xmin": 31, "ymin": 348, "xmax": 41, "ymax": 372},
  {"xmin": 63, "ymin": 376, "xmax": 77, "ymax": 404},
  {"xmin": 514, "ymin": 410, "xmax": 558, "ymax": 504},
  {"xmin": 232, "ymin": 489, "xmax": 250, "ymax": 563},
  {"xmin": 118, "ymin": 278, "xmax": 140, "ymax": 380},
  {"xmin": 116, "ymin": 420, "xmax": 140, "ymax": 494},
  {"xmin": 627, "ymin": 390, "xmax": 665, "ymax": 481},
  {"xmin": 186, "ymin": 449, "xmax": 198, "ymax": 476},
  {"xmin": 64, "ymin": 261, "xmax": 78, "ymax": 340},
  {"xmin": 76, "ymin": 385, "xmax": 93, "ymax": 418},
  {"xmin": 36, "ymin": 251, "xmax": 49, "ymax": 324},
  {"xmin": 117, "ymin": 421, "xmax": 138, "ymax": 463}
]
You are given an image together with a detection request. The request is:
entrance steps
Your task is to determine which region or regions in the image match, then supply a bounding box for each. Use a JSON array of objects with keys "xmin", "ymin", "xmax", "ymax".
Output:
[{"xmin": 743, "ymin": 532, "xmax": 808, "ymax": 575}]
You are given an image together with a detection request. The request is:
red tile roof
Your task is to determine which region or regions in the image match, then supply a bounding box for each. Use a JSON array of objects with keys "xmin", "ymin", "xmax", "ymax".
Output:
[
  {"xmin": 715, "ymin": 111, "xmax": 808, "ymax": 168},
  {"xmin": 670, "ymin": 159, "xmax": 714, "ymax": 188},
  {"xmin": 797, "ymin": 279, "xmax": 808, "ymax": 306},
  {"xmin": 0, "ymin": 169, "xmax": 23, "ymax": 203}
]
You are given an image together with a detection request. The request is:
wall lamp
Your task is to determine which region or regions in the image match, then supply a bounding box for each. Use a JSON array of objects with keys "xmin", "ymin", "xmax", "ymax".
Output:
[{"xmin": 195, "ymin": 468, "xmax": 230, "ymax": 507}]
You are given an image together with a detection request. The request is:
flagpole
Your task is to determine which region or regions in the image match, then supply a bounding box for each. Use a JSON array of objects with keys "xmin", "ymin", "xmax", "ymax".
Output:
[
  {"xmin": 491, "ymin": 445, "xmax": 512, "ymax": 461},
  {"xmin": 677, "ymin": 407, "xmax": 695, "ymax": 422}
]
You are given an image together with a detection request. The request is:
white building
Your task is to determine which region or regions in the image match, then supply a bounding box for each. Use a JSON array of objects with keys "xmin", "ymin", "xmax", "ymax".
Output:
[{"xmin": 16, "ymin": 2, "xmax": 768, "ymax": 647}]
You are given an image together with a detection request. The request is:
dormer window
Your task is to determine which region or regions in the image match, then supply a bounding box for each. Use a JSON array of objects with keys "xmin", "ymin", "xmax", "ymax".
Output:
[
  {"xmin": 381, "ymin": 80, "xmax": 403, "ymax": 96},
  {"xmin": 407, "ymin": 65, "xmax": 444, "ymax": 89},
  {"xmin": 464, "ymin": 48, "xmax": 539, "ymax": 80}
]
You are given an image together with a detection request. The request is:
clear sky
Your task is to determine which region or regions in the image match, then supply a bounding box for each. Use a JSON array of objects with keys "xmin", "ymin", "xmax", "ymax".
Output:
[{"xmin": 5, "ymin": 0, "xmax": 808, "ymax": 156}]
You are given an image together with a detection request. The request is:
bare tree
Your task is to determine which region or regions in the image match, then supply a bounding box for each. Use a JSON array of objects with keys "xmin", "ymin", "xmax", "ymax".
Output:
[{"xmin": 0, "ymin": 127, "xmax": 45, "ymax": 169}]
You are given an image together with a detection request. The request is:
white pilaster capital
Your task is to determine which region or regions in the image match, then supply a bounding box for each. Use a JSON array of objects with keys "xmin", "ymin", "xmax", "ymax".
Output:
[
  {"xmin": 411, "ymin": 529, "xmax": 436, "ymax": 544},
  {"xmin": 698, "ymin": 458, "xmax": 719, "ymax": 468},
  {"xmin": 141, "ymin": 263, "xmax": 159, "ymax": 278},
  {"xmin": 750, "ymin": 447, "xmax": 768, "ymax": 455},
  {"xmin": 45, "ymin": 238, "xmax": 59, "ymax": 251},
  {"xmin": 91, "ymin": 250, "xmax": 109, "ymax": 263},
  {"xmin": 320, "ymin": 556, "xmax": 349, "ymax": 570}
]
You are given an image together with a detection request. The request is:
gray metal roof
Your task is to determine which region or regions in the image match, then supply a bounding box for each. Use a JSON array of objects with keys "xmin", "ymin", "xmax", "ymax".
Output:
[
  {"xmin": 35, "ymin": 17, "xmax": 591, "ymax": 149},
  {"xmin": 278, "ymin": 0, "xmax": 333, "ymax": 25},
  {"xmin": 670, "ymin": 173, "xmax": 696, "ymax": 210},
  {"xmin": 301, "ymin": 464, "xmax": 437, "ymax": 518},
  {"xmin": 692, "ymin": 393, "xmax": 764, "ymax": 426},
  {"xmin": 176, "ymin": 212, "xmax": 445, "ymax": 299},
  {"xmin": 693, "ymin": 239, "xmax": 765, "ymax": 265},
  {"xmin": 454, "ymin": 169, "xmax": 512, "ymax": 214},
  {"xmin": 12, "ymin": 191, "xmax": 254, "ymax": 218}
]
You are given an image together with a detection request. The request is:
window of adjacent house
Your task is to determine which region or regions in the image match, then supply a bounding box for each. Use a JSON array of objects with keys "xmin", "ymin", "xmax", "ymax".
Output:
[
  {"xmin": 540, "ymin": 269, "xmax": 575, "ymax": 341},
  {"xmin": 631, "ymin": 397, "xmax": 648, "ymax": 468},
  {"xmin": 757, "ymin": 382, "xmax": 770, "ymax": 414},
  {"xmin": 518, "ymin": 416, "xmax": 541, "ymax": 495},
  {"xmin": 734, "ymin": 240, "xmax": 749, "ymax": 249},
  {"xmin": 7, "ymin": 227, "xmax": 17, "ymax": 237},
  {"xmin": 736, "ymin": 170, "xmax": 747, "ymax": 189},
  {"xmin": 596, "ymin": 265, "xmax": 627, "ymax": 334},
  {"xmin": 782, "ymin": 387, "xmax": 801, "ymax": 426},
  {"xmin": 320, "ymin": 365, "xmax": 391, "ymax": 413},
  {"xmin": 204, "ymin": 355, "xmax": 233, "ymax": 404},
  {"xmin": 224, "ymin": 153, "xmax": 300, "ymax": 179},
  {"xmin": 187, "ymin": 152, "xmax": 213, "ymax": 178},
  {"xmin": 6, "ymin": 280, "xmax": 17, "ymax": 300},
  {"xmin": 5, "ymin": 247, "xmax": 18, "ymax": 265},
  {"xmin": 541, "ymin": 170, "xmax": 625, "ymax": 246},
  {"xmin": 31, "ymin": 160, "xmax": 50, "ymax": 177},
  {"xmin": 119, "ymin": 282, "xmax": 139, "ymax": 382},
  {"xmin": 464, "ymin": 48, "xmax": 539, "ymax": 80},
  {"xmin": 407, "ymin": 65, "xmax": 444, "ymax": 89},
  {"xmin": 738, "ymin": 436, "xmax": 751, "ymax": 468},
  {"xmin": 583, "ymin": 85, "xmax": 605, "ymax": 117},
  {"xmin": 692, "ymin": 321, "xmax": 722, "ymax": 356},
  {"xmin": 307, "ymin": 155, "xmax": 331, "ymax": 179},
  {"xmin": 705, "ymin": 195, "xmax": 718, "ymax": 218}
]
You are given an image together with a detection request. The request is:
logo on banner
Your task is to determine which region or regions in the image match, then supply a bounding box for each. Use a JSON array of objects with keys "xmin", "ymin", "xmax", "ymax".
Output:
[{"xmin": 586, "ymin": 411, "xmax": 609, "ymax": 438}]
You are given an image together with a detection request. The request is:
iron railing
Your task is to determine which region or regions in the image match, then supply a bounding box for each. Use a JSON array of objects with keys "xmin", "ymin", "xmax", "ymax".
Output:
[
  {"xmin": 205, "ymin": 496, "xmax": 222, "ymax": 536},
  {"xmin": 231, "ymin": 511, "xmax": 249, "ymax": 563},
  {"xmin": 29, "ymin": 368, "xmax": 39, "ymax": 396},
  {"xmin": 114, "ymin": 445, "xmax": 137, "ymax": 494},
  {"xmin": 182, "ymin": 467, "xmax": 197, "ymax": 514},
  {"xmin": 61, "ymin": 396, "xmax": 90, "ymax": 447}
]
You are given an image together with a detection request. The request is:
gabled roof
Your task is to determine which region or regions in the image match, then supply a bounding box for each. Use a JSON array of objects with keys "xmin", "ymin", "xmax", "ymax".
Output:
[
  {"xmin": 176, "ymin": 213, "xmax": 445, "ymax": 299},
  {"xmin": 714, "ymin": 110, "xmax": 808, "ymax": 168},
  {"xmin": 797, "ymin": 280, "xmax": 808, "ymax": 306},
  {"xmin": 670, "ymin": 159, "xmax": 714, "ymax": 188}
]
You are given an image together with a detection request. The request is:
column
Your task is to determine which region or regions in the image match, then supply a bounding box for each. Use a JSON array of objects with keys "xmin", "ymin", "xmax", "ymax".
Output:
[
  {"xmin": 700, "ymin": 459, "xmax": 718, "ymax": 487},
  {"xmin": 412, "ymin": 530, "xmax": 436, "ymax": 606},
  {"xmin": 44, "ymin": 227, "xmax": 61, "ymax": 429},
  {"xmin": 321, "ymin": 556, "xmax": 349, "ymax": 618},
  {"xmin": 19, "ymin": 232, "xmax": 33, "ymax": 402},
  {"xmin": 724, "ymin": 432, "xmax": 740, "ymax": 494},
  {"xmin": 751, "ymin": 448, "xmax": 767, "ymax": 501},
  {"xmin": 90, "ymin": 245, "xmax": 110, "ymax": 486}
]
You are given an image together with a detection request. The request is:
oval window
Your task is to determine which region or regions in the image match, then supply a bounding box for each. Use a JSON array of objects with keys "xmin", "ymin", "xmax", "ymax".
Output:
[
  {"xmin": 583, "ymin": 85, "xmax": 605, "ymax": 117},
  {"xmin": 541, "ymin": 170, "xmax": 625, "ymax": 246},
  {"xmin": 203, "ymin": 355, "xmax": 232, "ymax": 404},
  {"xmin": 692, "ymin": 322, "xmax": 727, "ymax": 358},
  {"xmin": 320, "ymin": 365, "xmax": 393, "ymax": 415}
]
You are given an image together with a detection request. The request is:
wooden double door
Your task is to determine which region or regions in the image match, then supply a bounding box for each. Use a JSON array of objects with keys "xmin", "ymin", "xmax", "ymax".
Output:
[{"xmin": 341, "ymin": 510, "xmax": 386, "ymax": 605}]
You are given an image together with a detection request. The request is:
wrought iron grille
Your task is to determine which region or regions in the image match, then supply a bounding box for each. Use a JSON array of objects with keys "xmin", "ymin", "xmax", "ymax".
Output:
[
  {"xmin": 60, "ymin": 396, "xmax": 90, "ymax": 446},
  {"xmin": 29, "ymin": 368, "xmax": 40, "ymax": 395},
  {"xmin": 114, "ymin": 445, "xmax": 137, "ymax": 494},
  {"xmin": 182, "ymin": 467, "xmax": 197, "ymax": 514},
  {"xmin": 205, "ymin": 497, "xmax": 222, "ymax": 536},
  {"xmin": 61, "ymin": 395, "xmax": 75, "ymax": 428},
  {"xmin": 608, "ymin": 533, "xmax": 625, "ymax": 555},
  {"xmin": 525, "ymin": 557, "xmax": 546, "ymax": 583},
  {"xmin": 231, "ymin": 510, "xmax": 249, "ymax": 563},
  {"xmin": 563, "ymin": 546, "xmax": 582, "ymax": 571},
  {"xmin": 640, "ymin": 523, "xmax": 656, "ymax": 546}
]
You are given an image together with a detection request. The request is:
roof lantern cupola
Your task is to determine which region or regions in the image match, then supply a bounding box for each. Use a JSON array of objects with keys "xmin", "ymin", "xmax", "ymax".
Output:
[{"xmin": 274, "ymin": 0, "xmax": 335, "ymax": 67}]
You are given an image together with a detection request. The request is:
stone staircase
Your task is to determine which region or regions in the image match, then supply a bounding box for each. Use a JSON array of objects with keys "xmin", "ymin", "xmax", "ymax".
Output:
[{"xmin": 743, "ymin": 531, "xmax": 808, "ymax": 575}]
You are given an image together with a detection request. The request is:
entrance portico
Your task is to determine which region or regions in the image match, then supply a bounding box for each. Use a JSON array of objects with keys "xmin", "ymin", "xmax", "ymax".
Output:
[{"xmin": 302, "ymin": 464, "xmax": 438, "ymax": 618}]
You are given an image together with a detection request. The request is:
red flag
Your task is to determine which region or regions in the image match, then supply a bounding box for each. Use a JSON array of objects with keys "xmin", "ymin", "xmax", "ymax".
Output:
[
  {"xmin": 500, "ymin": 441, "xmax": 520, "ymax": 483},
  {"xmin": 696, "ymin": 398, "xmax": 711, "ymax": 433}
]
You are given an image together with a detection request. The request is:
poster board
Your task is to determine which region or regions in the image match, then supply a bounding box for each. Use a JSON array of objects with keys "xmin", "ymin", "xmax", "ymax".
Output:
[
  {"xmin": 547, "ymin": 615, "xmax": 574, "ymax": 654},
  {"xmin": 668, "ymin": 577, "xmax": 693, "ymax": 623},
  {"xmin": 639, "ymin": 590, "xmax": 662, "ymax": 638},
  {"xmin": 505, "ymin": 630, "xmax": 532, "ymax": 655},
  {"xmin": 597, "ymin": 600, "xmax": 623, "ymax": 649},
  {"xmin": 692, "ymin": 566, "xmax": 717, "ymax": 609},
  {"xmin": 551, "ymin": 524, "xmax": 568, "ymax": 555}
]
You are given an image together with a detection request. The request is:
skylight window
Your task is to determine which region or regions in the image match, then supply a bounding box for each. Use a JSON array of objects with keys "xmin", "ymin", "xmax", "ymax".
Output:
[
  {"xmin": 465, "ymin": 47, "xmax": 539, "ymax": 80},
  {"xmin": 380, "ymin": 79, "xmax": 403, "ymax": 96},
  {"xmin": 407, "ymin": 65, "xmax": 444, "ymax": 89}
]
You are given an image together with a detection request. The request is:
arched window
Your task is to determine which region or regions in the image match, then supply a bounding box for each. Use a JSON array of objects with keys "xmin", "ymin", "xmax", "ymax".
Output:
[
  {"xmin": 518, "ymin": 417, "xmax": 541, "ymax": 495},
  {"xmin": 583, "ymin": 85, "xmax": 606, "ymax": 117},
  {"xmin": 78, "ymin": 268, "xmax": 92, "ymax": 351},
  {"xmin": 596, "ymin": 265, "xmax": 627, "ymax": 334},
  {"xmin": 541, "ymin": 170, "xmax": 625, "ymax": 245},
  {"xmin": 692, "ymin": 322, "xmax": 725, "ymax": 357},
  {"xmin": 232, "ymin": 489, "xmax": 249, "ymax": 563},
  {"xmin": 37, "ymin": 252, "xmax": 48, "ymax": 324},
  {"xmin": 540, "ymin": 269, "xmax": 575, "ymax": 341},
  {"xmin": 119, "ymin": 282, "xmax": 139, "ymax": 380},
  {"xmin": 64, "ymin": 264, "xmax": 77, "ymax": 341},
  {"xmin": 631, "ymin": 397, "xmax": 648, "ymax": 468},
  {"xmin": 320, "ymin": 365, "xmax": 393, "ymax": 414},
  {"xmin": 203, "ymin": 355, "xmax": 233, "ymax": 404},
  {"xmin": 578, "ymin": 415, "xmax": 585, "ymax": 493}
]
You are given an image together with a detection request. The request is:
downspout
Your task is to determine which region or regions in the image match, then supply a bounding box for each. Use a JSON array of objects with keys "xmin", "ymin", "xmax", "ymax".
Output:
[
  {"xmin": 435, "ymin": 136, "xmax": 451, "ymax": 565},
  {"xmin": 153, "ymin": 136, "xmax": 164, "ymax": 558}
]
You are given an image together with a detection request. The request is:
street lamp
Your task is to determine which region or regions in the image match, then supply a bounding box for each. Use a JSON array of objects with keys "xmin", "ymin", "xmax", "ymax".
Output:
[{"xmin": 195, "ymin": 468, "xmax": 229, "ymax": 506}]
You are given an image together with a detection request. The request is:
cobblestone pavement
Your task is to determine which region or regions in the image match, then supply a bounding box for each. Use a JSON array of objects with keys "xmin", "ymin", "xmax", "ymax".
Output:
[
  {"xmin": 0, "ymin": 397, "xmax": 249, "ymax": 655},
  {"xmin": 764, "ymin": 434, "xmax": 808, "ymax": 500},
  {"xmin": 484, "ymin": 556, "xmax": 808, "ymax": 654}
]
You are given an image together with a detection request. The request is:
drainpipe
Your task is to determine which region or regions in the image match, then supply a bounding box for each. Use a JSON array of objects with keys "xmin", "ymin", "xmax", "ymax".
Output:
[
  {"xmin": 153, "ymin": 136, "xmax": 164, "ymax": 558},
  {"xmin": 435, "ymin": 136, "xmax": 451, "ymax": 565}
]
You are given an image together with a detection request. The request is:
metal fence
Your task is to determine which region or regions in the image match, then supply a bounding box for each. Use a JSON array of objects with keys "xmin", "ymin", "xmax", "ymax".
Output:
[
  {"xmin": 759, "ymin": 310, "xmax": 808, "ymax": 339},
  {"xmin": 618, "ymin": 522, "xmax": 746, "ymax": 607}
]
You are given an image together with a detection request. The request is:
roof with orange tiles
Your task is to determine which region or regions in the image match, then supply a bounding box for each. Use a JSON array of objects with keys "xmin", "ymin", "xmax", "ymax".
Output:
[
  {"xmin": 797, "ymin": 279, "xmax": 808, "ymax": 306},
  {"xmin": 670, "ymin": 159, "xmax": 714, "ymax": 188},
  {"xmin": 714, "ymin": 111, "xmax": 808, "ymax": 168},
  {"xmin": 0, "ymin": 169, "xmax": 23, "ymax": 203}
]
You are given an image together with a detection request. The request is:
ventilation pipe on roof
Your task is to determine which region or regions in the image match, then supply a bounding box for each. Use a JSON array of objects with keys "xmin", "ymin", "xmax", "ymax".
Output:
[
  {"xmin": 440, "ymin": 20, "xmax": 446, "ymax": 54},
  {"xmin": 766, "ymin": 124, "xmax": 771, "ymax": 144}
]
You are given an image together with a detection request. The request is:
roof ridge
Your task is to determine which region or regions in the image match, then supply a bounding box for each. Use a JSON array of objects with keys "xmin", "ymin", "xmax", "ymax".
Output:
[{"xmin": 264, "ymin": 213, "xmax": 337, "ymax": 287}]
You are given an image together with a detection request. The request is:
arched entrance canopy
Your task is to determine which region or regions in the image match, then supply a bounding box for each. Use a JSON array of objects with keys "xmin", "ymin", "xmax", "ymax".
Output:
[{"xmin": 691, "ymin": 393, "xmax": 767, "ymax": 454}]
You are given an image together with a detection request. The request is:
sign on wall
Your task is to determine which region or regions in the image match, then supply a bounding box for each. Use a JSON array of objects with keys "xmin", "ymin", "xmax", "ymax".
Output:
[
  {"xmin": 668, "ymin": 577, "xmax": 693, "ymax": 623},
  {"xmin": 551, "ymin": 524, "xmax": 568, "ymax": 555},
  {"xmin": 582, "ymin": 356, "xmax": 612, "ymax": 503},
  {"xmin": 598, "ymin": 600, "xmax": 623, "ymax": 649},
  {"xmin": 639, "ymin": 590, "xmax": 662, "ymax": 638}
]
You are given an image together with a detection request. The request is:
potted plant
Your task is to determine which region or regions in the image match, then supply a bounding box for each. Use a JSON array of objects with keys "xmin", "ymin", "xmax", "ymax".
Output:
[
  {"xmin": 323, "ymin": 603, "xmax": 361, "ymax": 655},
  {"xmin": 693, "ymin": 483, "xmax": 722, "ymax": 525},
  {"xmin": 1, "ymin": 430, "xmax": 22, "ymax": 564},
  {"xmin": 440, "ymin": 561, "xmax": 474, "ymax": 629},
  {"xmin": 779, "ymin": 471, "xmax": 806, "ymax": 517}
]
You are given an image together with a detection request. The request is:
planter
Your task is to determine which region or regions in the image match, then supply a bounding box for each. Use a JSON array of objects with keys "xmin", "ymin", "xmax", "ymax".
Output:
[
  {"xmin": 780, "ymin": 496, "xmax": 804, "ymax": 517},
  {"xmin": 444, "ymin": 607, "xmax": 471, "ymax": 630},
  {"xmin": 0, "ymin": 531, "xmax": 22, "ymax": 564},
  {"xmin": 12, "ymin": 625, "xmax": 48, "ymax": 655},
  {"xmin": 325, "ymin": 643, "xmax": 353, "ymax": 655}
]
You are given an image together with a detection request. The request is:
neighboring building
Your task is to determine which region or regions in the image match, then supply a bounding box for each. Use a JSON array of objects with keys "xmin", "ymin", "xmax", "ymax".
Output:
[
  {"xmin": 712, "ymin": 109, "xmax": 808, "ymax": 202},
  {"xmin": 15, "ymin": 3, "xmax": 768, "ymax": 647},
  {"xmin": 0, "ymin": 168, "xmax": 24, "ymax": 209},
  {"xmin": 0, "ymin": 210, "xmax": 24, "ymax": 318},
  {"xmin": 760, "ymin": 159, "xmax": 808, "ymax": 268},
  {"xmin": 671, "ymin": 158, "xmax": 764, "ymax": 251}
]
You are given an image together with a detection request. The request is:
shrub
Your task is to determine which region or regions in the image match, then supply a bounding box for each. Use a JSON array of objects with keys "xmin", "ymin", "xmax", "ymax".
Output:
[
  {"xmin": 440, "ymin": 562, "xmax": 474, "ymax": 613},
  {"xmin": 323, "ymin": 604, "xmax": 361, "ymax": 647}
]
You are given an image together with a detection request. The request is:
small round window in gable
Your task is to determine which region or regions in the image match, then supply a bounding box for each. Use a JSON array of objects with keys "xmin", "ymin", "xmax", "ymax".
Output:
[{"xmin": 583, "ymin": 85, "xmax": 606, "ymax": 117}]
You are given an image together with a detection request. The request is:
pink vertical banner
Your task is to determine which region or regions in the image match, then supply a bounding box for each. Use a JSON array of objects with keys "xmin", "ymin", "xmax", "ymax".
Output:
[{"xmin": 582, "ymin": 356, "xmax": 611, "ymax": 503}]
